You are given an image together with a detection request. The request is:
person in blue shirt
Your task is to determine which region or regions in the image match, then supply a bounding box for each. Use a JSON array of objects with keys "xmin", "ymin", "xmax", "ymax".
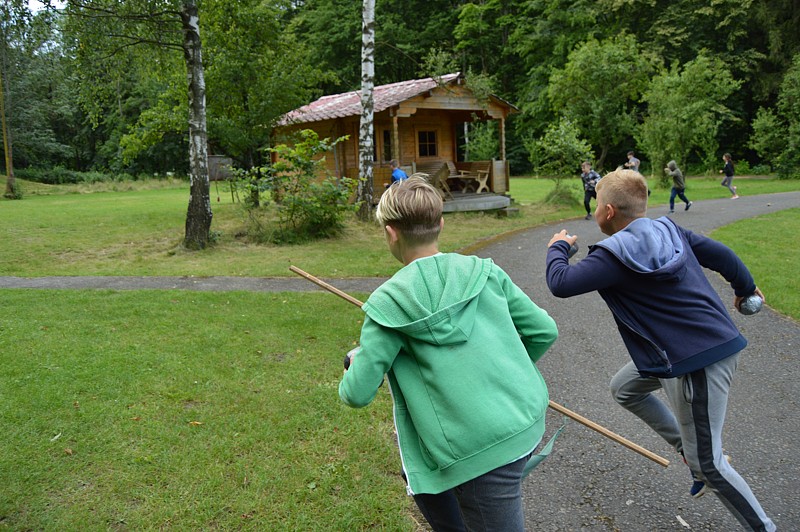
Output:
[{"xmin": 390, "ymin": 159, "xmax": 409, "ymax": 184}]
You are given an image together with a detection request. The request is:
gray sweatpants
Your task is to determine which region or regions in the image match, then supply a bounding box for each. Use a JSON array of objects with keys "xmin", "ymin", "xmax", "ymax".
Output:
[{"xmin": 610, "ymin": 356, "xmax": 775, "ymax": 531}]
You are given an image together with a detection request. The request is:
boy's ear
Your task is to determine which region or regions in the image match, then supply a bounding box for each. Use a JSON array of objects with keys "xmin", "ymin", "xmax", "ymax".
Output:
[
  {"xmin": 439, "ymin": 217, "xmax": 444, "ymax": 231},
  {"xmin": 385, "ymin": 224, "xmax": 400, "ymax": 244}
]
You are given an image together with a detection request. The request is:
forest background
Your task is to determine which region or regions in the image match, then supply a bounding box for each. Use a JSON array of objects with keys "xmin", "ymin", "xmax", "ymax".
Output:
[{"xmin": 3, "ymin": 0, "xmax": 800, "ymax": 187}]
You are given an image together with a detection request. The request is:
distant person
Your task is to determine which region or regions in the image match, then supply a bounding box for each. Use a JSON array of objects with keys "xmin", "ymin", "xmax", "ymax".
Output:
[
  {"xmin": 720, "ymin": 153, "xmax": 739, "ymax": 199},
  {"xmin": 390, "ymin": 159, "xmax": 408, "ymax": 185},
  {"xmin": 546, "ymin": 169, "xmax": 774, "ymax": 532},
  {"xmin": 580, "ymin": 161, "xmax": 602, "ymax": 220},
  {"xmin": 340, "ymin": 177, "xmax": 558, "ymax": 531},
  {"xmin": 664, "ymin": 160, "xmax": 692, "ymax": 213},
  {"xmin": 624, "ymin": 151, "xmax": 640, "ymax": 172}
]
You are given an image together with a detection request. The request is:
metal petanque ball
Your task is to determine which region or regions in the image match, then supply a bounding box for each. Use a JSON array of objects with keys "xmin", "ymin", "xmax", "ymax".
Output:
[
  {"xmin": 344, "ymin": 347, "xmax": 359, "ymax": 369},
  {"xmin": 739, "ymin": 294, "xmax": 763, "ymax": 315},
  {"xmin": 566, "ymin": 236, "xmax": 579, "ymax": 258},
  {"xmin": 568, "ymin": 243, "xmax": 579, "ymax": 258}
]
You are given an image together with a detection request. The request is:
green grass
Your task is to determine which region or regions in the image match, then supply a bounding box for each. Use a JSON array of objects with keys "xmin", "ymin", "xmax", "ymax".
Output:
[
  {"xmin": 0, "ymin": 289, "xmax": 415, "ymax": 530},
  {"xmin": 710, "ymin": 208, "xmax": 800, "ymax": 319},
  {"xmin": 0, "ymin": 173, "xmax": 798, "ymax": 529}
]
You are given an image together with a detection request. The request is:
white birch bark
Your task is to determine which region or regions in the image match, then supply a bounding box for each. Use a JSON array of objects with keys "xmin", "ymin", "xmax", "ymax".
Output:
[
  {"xmin": 357, "ymin": 0, "xmax": 375, "ymax": 220},
  {"xmin": 180, "ymin": 0, "xmax": 213, "ymax": 249}
]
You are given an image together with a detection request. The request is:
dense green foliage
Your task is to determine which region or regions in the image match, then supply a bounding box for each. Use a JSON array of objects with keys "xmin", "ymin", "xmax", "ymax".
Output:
[{"xmin": 2, "ymin": 0, "xmax": 800, "ymax": 179}]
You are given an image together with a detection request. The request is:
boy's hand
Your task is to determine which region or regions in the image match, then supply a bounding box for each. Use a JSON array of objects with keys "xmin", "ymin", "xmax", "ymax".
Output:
[{"xmin": 548, "ymin": 230, "xmax": 578, "ymax": 248}]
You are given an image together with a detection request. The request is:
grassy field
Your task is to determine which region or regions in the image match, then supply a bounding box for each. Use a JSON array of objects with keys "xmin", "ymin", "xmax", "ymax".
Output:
[
  {"xmin": 0, "ymin": 289, "xmax": 411, "ymax": 530},
  {"xmin": 1, "ymin": 174, "xmax": 798, "ymax": 529},
  {"xmin": 1, "ymin": 174, "xmax": 798, "ymax": 278}
]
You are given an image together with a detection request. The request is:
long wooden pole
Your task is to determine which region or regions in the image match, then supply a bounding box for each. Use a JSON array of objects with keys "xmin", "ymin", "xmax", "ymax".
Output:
[{"xmin": 289, "ymin": 265, "xmax": 670, "ymax": 468}]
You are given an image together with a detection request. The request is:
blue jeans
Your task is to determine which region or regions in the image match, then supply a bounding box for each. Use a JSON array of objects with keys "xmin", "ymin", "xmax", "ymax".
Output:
[
  {"xmin": 669, "ymin": 187, "xmax": 690, "ymax": 210},
  {"xmin": 413, "ymin": 456, "xmax": 528, "ymax": 532}
]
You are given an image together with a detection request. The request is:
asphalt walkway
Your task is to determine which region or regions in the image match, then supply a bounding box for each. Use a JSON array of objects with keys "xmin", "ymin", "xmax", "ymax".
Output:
[
  {"xmin": 2, "ymin": 191, "xmax": 798, "ymax": 531},
  {"xmin": 475, "ymin": 191, "xmax": 799, "ymax": 531}
]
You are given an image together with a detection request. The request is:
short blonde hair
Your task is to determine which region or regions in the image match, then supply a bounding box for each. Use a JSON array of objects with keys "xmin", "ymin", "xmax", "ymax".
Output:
[
  {"xmin": 595, "ymin": 169, "xmax": 648, "ymax": 218},
  {"xmin": 376, "ymin": 176, "xmax": 443, "ymax": 245}
]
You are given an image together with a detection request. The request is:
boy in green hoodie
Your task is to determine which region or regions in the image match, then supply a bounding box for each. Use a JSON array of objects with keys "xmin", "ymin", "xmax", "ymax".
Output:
[{"xmin": 339, "ymin": 177, "xmax": 558, "ymax": 531}]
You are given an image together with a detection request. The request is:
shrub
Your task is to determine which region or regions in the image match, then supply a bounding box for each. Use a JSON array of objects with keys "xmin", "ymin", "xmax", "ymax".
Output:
[
  {"xmin": 751, "ymin": 164, "xmax": 772, "ymax": 175},
  {"xmin": 242, "ymin": 130, "xmax": 357, "ymax": 244}
]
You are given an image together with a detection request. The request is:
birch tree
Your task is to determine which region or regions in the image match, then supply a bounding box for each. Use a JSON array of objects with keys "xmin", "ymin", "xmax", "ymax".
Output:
[
  {"xmin": 65, "ymin": 0, "xmax": 212, "ymax": 249},
  {"xmin": 0, "ymin": 0, "xmax": 27, "ymax": 199},
  {"xmin": 356, "ymin": 0, "xmax": 375, "ymax": 221}
]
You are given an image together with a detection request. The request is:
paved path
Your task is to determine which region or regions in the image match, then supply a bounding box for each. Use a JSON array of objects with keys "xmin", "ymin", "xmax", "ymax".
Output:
[{"xmin": 2, "ymin": 191, "xmax": 798, "ymax": 531}]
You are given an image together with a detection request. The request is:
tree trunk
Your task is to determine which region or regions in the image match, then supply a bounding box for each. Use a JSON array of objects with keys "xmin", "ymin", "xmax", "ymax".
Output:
[
  {"xmin": 180, "ymin": 1, "xmax": 213, "ymax": 249},
  {"xmin": 356, "ymin": 0, "xmax": 375, "ymax": 221},
  {"xmin": 0, "ymin": 46, "xmax": 17, "ymax": 199},
  {"xmin": 596, "ymin": 144, "xmax": 609, "ymax": 171}
]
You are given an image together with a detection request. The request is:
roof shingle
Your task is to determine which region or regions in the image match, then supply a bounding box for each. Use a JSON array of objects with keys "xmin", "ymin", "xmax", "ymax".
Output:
[{"xmin": 280, "ymin": 73, "xmax": 461, "ymax": 125}]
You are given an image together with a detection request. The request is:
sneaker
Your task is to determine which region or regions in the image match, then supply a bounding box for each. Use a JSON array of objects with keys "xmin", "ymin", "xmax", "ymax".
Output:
[
  {"xmin": 584, "ymin": 214, "xmax": 592, "ymax": 220},
  {"xmin": 685, "ymin": 201, "xmax": 692, "ymax": 211},
  {"xmin": 690, "ymin": 471, "xmax": 707, "ymax": 498},
  {"xmin": 684, "ymin": 453, "xmax": 731, "ymax": 499},
  {"xmin": 668, "ymin": 209, "xmax": 675, "ymax": 214},
  {"xmin": 731, "ymin": 195, "xmax": 739, "ymax": 199}
]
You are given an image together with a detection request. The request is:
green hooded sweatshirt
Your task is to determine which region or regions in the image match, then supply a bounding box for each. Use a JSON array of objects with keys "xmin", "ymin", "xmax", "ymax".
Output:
[{"xmin": 339, "ymin": 253, "xmax": 558, "ymax": 495}]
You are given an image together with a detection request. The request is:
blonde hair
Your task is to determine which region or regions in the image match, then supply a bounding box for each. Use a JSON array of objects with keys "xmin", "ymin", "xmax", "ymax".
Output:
[
  {"xmin": 376, "ymin": 176, "xmax": 443, "ymax": 245},
  {"xmin": 595, "ymin": 169, "xmax": 648, "ymax": 218}
]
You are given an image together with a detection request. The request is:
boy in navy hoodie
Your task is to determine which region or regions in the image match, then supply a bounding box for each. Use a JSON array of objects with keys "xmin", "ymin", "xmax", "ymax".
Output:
[{"xmin": 545, "ymin": 169, "xmax": 774, "ymax": 531}]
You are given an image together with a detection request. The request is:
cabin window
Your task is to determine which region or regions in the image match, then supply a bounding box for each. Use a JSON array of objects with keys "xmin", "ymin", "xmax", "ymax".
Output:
[{"xmin": 418, "ymin": 130, "xmax": 437, "ymax": 157}]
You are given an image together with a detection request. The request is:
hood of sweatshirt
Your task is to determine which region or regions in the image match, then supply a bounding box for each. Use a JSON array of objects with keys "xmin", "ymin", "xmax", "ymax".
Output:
[
  {"xmin": 362, "ymin": 254, "xmax": 491, "ymax": 346},
  {"xmin": 592, "ymin": 217, "xmax": 687, "ymax": 281}
]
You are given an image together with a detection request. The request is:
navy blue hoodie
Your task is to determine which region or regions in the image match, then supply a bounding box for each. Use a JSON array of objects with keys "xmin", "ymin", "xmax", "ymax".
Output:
[{"xmin": 547, "ymin": 217, "xmax": 752, "ymax": 377}]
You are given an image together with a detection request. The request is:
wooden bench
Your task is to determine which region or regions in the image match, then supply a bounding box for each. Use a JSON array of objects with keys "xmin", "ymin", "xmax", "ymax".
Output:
[
  {"xmin": 413, "ymin": 162, "xmax": 453, "ymax": 199},
  {"xmin": 451, "ymin": 162, "xmax": 491, "ymax": 193}
]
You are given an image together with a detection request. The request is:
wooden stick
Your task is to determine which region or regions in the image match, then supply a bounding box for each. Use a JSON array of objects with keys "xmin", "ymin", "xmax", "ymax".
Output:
[
  {"xmin": 290, "ymin": 265, "xmax": 670, "ymax": 468},
  {"xmin": 546, "ymin": 401, "xmax": 669, "ymax": 467},
  {"xmin": 289, "ymin": 265, "xmax": 365, "ymax": 308}
]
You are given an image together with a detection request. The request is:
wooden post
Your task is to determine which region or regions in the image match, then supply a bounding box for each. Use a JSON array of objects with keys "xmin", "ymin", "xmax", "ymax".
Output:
[
  {"xmin": 499, "ymin": 116, "xmax": 506, "ymax": 161},
  {"xmin": 392, "ymin": 113, "xmax": 400, "ymax": 162}
]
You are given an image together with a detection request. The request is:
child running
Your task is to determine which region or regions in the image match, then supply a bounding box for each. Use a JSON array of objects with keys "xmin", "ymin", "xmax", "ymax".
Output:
[
  {"xmin": 545, "ymin": 169, "xmax": 774, "ymax": 531},
  {"xmin": 720, "ymin": 153, "xmax": 739, "ymax": 198},
  {"xmin": 340, "ymin": 177, "xmax": 558, "ymax": 531}
]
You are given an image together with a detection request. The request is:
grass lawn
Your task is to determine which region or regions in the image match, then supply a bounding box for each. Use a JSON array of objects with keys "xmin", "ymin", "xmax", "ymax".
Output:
[
  {"xmin": 710, "ymin": 207, "xmax": 800, "ymax": 319},
  {"xmin": 1, "ymin": 173, "xmax": 798, "ymax": 529},
  {"xmin": 0, "ymin": 289, "xmax": 414, "ymax": 530}
]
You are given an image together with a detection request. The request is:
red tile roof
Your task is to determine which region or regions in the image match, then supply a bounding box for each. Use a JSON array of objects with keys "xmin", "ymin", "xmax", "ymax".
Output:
[{"xmin": 280, "ymin": 73, "xmax": 462, "ymax": 125}]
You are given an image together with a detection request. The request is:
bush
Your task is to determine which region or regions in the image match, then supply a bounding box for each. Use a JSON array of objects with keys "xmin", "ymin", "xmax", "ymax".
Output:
[
  {"xmin": 751, "ymin": 164, "xmax": 772, "ymax": 175},
  {"xmin": 242, "ymin": 130, "xmax": 357, "ymax": 245},
  {"xmin": 544, "ymin": 184, "xmax": 579, "ymax": 206},
  {"xmin": 734, "ymin": 159, "xmax": 751, "ymax": 175}
]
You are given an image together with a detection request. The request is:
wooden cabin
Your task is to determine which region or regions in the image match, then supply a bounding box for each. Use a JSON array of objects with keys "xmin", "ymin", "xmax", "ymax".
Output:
[{"xmin": 276, "ymin": 73, "xmax": 517, "ymax": 203}]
